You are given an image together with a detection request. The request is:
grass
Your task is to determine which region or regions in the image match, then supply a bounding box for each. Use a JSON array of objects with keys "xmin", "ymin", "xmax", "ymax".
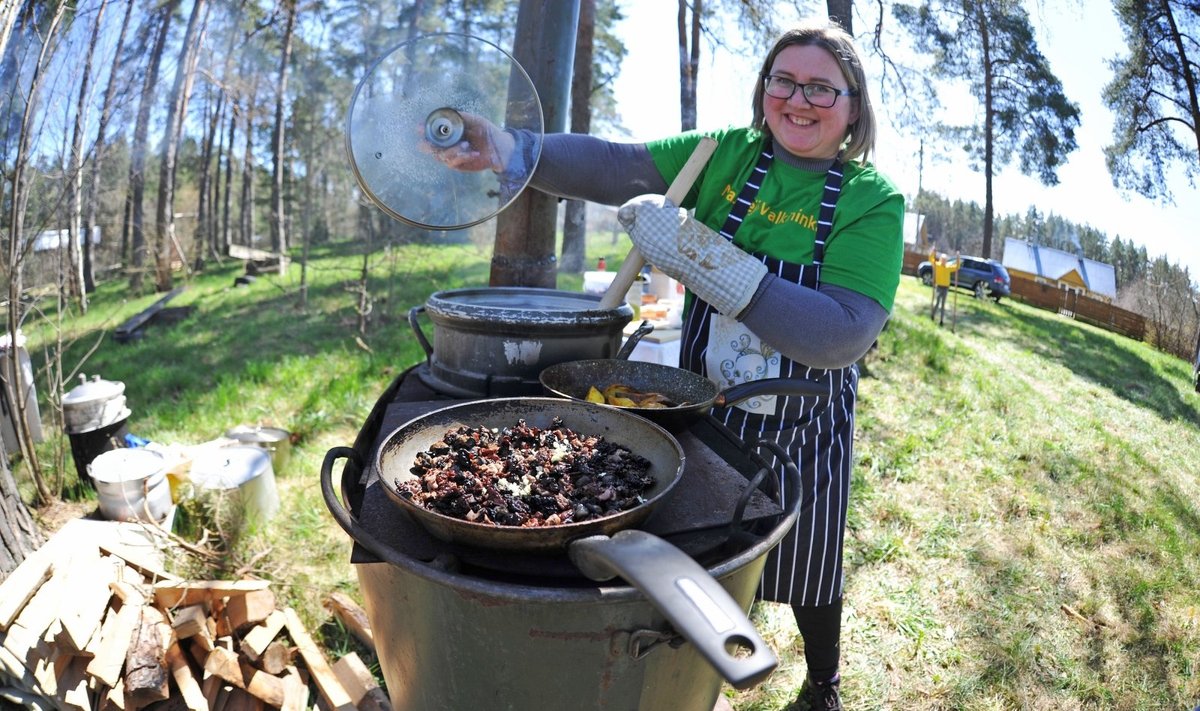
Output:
[{"xmin": 12, "ymin": 234, "xmax": 1200, "ymax": 710}]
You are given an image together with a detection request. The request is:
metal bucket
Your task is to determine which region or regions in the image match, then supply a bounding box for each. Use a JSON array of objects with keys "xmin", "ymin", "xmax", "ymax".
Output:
[
  {"xmin": 190, "ymin": 446, "xmax": 279, "ymax": 531},
  {"xmin": 325, "ymin": 446, "xmax": 801, "ymax": 710},
  {"xmin": 89, "ymin": 448, "xmax": 171, "ymax": 523},
  {"xmin": 224, "ymin": 425, "xmax": 291, "ymax": 473}
]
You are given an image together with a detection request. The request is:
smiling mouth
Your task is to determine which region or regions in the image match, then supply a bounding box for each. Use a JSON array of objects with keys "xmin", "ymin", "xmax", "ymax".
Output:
[{"xmin": 787, "ymin": 115, "xmax": 816, "ymax": 127}]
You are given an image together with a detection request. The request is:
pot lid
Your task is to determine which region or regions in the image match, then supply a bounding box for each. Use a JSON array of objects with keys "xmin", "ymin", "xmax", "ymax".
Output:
[
  {"xmin": 89, "ymin": 448, "xmax": 164, "ymax": 483},
  {"xmin": 346, "ymin": 32, "xmax": 543, "ymax": 230},
  {"xmin": 63, "ymin": 374, "xmax": 125, "ymax": 406},
  {"xmin": 426, "ymin": 287, "xmax": 633, "ymax": 326},
  {"xmin": 191, "ymin": 446, "xmax": 272, "ymax": 489}
]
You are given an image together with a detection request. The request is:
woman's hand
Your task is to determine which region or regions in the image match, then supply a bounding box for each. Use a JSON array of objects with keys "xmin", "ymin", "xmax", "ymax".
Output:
[{"xmin": 419, "ymin": 112, "xmax": 515, "ymax": 173}]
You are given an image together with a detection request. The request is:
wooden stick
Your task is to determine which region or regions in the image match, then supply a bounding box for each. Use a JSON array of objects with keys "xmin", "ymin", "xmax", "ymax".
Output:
[
  {"xmin": 599, "ymin": 137, "xmax": 718, "ymax": 309},
  {"xmin": 323, "ymin": 592, "xmax": 374, "ymax": 654},
  {"xmin": 240, "ymin": 609, "xmax": 286, "ymax": 662},
  {"xmin": 283, "ymin": 607, "xmax": 354, "ymax": 711}
]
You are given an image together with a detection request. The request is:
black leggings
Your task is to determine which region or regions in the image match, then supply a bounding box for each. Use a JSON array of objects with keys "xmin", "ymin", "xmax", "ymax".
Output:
[{"xmin": 793, "ymin": 596, "xmax": 843, "ymax": 683}]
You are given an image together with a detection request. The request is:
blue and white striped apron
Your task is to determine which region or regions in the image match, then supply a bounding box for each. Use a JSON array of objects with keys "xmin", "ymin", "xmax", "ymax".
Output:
[{"xmin": 680, "ymin": 148, "xmax": 856, "ymax": 607}]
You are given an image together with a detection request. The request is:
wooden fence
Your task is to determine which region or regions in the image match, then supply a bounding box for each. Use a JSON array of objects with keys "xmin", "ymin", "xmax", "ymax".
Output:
[{"xmin": 898, "ymin": 248, "xmax": 1146, "ymax": 342}]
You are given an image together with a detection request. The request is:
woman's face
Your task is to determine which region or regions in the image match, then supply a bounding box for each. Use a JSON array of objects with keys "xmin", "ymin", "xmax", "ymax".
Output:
[{"xmin": 763, "ymin": 44, "xmax": 859, "ymax": 160}]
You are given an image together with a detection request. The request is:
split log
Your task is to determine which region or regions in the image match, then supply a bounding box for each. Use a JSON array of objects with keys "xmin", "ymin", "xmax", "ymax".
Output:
[
  {"xmin": 239, "ymin": 609, "xmax": 285, "ymax": 663},
  {"xmin": 332, "ymin": 651, "xmax": 392, "ymax": 711},
  {"xmin": 283, "ymin": 607, "xmax": 354, "ymax": 711},
  {"xmin": 202, "ymin": 646, "xmax": 245, "ymax": 689},
  {"xmin": 58, "ymin": 554, "xmax": 121, "ymax": 651},
  {"xmin": 165, "ymin": 638, "xmax": 207, "ymax": 711},
  {"xmin": 222, "ymin": 589, "xmax": 275, "ymax": 632},
  {"xmin": 170, "ymin": 604, "xmax": 209, "ymax": 640},
  {"xmin": 324, "ymin": 592, "xmax": 374, "ymax": 653},
  {"xmin": 152, "ymin": 580, "xmax": 270, "ymax": 609},
  {"xmin": 86, "ymin": 583, "xmax": 146, "ymax": 687},
  {"xmin": 280, "ymin": 665, "xmax": 310, "ymax": 711},
  {"xmin": 240, "ymin": 660, "xmax": 285, "ymax": 707},
  {"xmin": 0, "ymin": 534, "xmax": 62, "ymax": 629},
  {"xmin": 124, "ymin": 606, "xmax": 169, "ymax": 706}
]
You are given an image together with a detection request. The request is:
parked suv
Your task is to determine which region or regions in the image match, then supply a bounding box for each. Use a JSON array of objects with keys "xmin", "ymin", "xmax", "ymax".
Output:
[{"xmin": 917, "ymin": 255, "xmax": 1011, "ymax": 302}]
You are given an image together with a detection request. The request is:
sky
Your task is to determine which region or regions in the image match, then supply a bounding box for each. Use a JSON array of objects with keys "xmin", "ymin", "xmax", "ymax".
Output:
[{"xmin": 603, "ymin": 1, "xmax": 1200, "ymax": 279}]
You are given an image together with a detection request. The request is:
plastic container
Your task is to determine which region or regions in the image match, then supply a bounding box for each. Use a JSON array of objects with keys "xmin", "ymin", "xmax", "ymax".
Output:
[
  {"xmin": 0, "ymin": 339, "xmax": 43, "ymax": 455},
  {"xmin": 89, "ymin": 448, "xmax": 171, "ymax": 523}
]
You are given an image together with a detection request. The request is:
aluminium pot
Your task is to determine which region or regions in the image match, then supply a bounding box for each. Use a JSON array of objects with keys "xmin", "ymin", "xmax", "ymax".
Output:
[
  {"xmin": 322, "ymin": 397, "xmax": 786, "ymax": 692},
  {"xmin": 408, "ymin": 287, "xmax": 635, "ymax": 398}
]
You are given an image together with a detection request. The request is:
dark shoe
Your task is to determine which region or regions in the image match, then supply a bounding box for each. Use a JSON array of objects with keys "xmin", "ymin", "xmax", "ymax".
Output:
[{"xmin": 794, "ymin": 675, "xmax": 842, "ymax": 711}]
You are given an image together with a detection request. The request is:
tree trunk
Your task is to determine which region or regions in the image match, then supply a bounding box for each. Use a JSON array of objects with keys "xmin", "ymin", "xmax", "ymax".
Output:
[
  {"xmin": 826, "ymin": 0, "xmax": 852, "ymax": 33},
  {"xmin": 239, "ymin": 81, "xmax": 259, "ymax": 247},
  {"xmin": 492, "ymin": 0, "xmax": 580, "ymax": 288},
  {"xmin": 0, "ymin": 448, "xmax": 43, "ymax": 580},
  {"xmin": 222, "ymin": 101, "xmax": 237, "ymax": 255},
  {"xmin": 66, "ymin": 0, "xmax": 111, "ymax": 314},
  {"xmin": 154, "ymin": 0, "xmax": 207, "ymax": 292},
  {"xmin": 677, "ymin": 0, "xmax": 700, "ymax": 131},
  {"xmin": 83, "ymin": 0, "xmax": 135, "ymax": 294},
  {"xmin": 269, "ymin": 0, "xmax": 297, "ymax": 269},
  {"xmin": 3, "ymin": 0, "xmax": 67, "ymax": 504},
  {"xmin": 129, "ymin": 2, "xmax": 177, "ymax": 294},
  {"xmin": 560, "ymin": 0, "xmax": 595, "ymax": 275},
  {"xmin": 979, "ymin": 4, "xmax": 994, "ymax": 260}
]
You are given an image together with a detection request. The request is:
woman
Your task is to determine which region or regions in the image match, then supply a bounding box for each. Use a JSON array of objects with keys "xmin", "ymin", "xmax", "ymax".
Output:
[{"xmin": 433, "ymin": 19, "xmax": 903, "ymax": 710}]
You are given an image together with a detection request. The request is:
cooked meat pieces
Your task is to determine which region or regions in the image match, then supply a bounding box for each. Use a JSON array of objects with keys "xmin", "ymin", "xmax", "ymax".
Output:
[{"xmin": 400, "ymin": 417, "xmax": 656, "ymax": 527}]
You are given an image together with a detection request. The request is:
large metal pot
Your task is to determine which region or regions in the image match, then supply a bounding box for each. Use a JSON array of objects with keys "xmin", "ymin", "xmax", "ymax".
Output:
[
  {"xmin": 408, "ymin": 287, "xmax": 635, "ymax": 398},
  {"xmin": 322, "ymin": 397, "xmax": 782, "ymax": 690},
  {"xmin": 540, "ymin": 359, "xmax": 829, "ymax": 430}
]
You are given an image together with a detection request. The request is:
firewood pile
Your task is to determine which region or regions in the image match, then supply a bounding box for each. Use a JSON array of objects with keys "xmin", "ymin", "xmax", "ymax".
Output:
[{"xmin": 0, "ymin": 519, "xmax": 389, "ymax": 711}]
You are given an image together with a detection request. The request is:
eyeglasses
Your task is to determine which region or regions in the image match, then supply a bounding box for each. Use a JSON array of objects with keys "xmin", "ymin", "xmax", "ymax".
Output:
[{"xmin": 762, "ymin": 75, "xmax": 857, "ymax": 108}]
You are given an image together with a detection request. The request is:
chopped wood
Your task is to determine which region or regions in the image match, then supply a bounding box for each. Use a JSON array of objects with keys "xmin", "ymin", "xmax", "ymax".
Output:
[
  {"xmin": 323, "ymin": 591, "xmax": 374, "ymax": 654},
  {"xmin": 331, "ymin": 651, "xmax": 388, "ymax": 708},
  {"xmin": 0, "ymin": 534, "xmax": 62, "ymax": 629},
  {"xmin": 55, "ymin": 655, "xmax": 91, "ymax": 711},
  {"xmin": 283, "ymin": 607, "xmax": 355, "ymax": 711},
  {"xmin": 58, "ymin": 555, "xmax": 121, "ymax": 652},
  {"xmin": 280, "ymin": 665, "xmax": 309, "ymax": 711},
  {"xmin": 165, "ymin": 638, "xmax": 207, "ymax": 711},
  {"xmin": 257, "ymin": 640, "xmax": 291, "ymax": 676},
  {"xmin": 3, "ymin": 557, "xmax": 67, "ymax": 662},
  {"xmin": 98, "ymin": 541, "xmax": 180, "ymax": 584},
  {"xmin": 87, "ymin": 599, "xmax": 143, "ymax": 688},
  {"xmin": 101, "ymin": 677, "xmax": 126, "ymax": 710},
  {"xmin": 124, "ymin": 606, "xmax": 169, "ymax": 707},
  {"xmin": 170, "ymin": 604, "xmax": 209, "ymax": 640},
  {"xmin": 110, "ymin": 579, "xmax": 147, "ymax": 606},
  {"xmin": 202, "ymin": 646, "xmax": 244, "ymax": 689},
  {"xmin": 221, "ymin": 687, "xmax": 264, "ymax": 711},
  {"xmin": 239, "ymin": 660, "xmax": 285, "ymax": 707},
  {"xmin": 222, "ymin": 589, "xmax": 275, "ymax": 632},
  {"xmin": 238, "ymin": 610, "xmax": 285, "ymax": 662},
  {"xmin": 152, "ymin": 580, "xmax": 270, "ymax": 609},
  {"xmin": 201, "ymin": 673, "xmax": 228, "ymax": 708}
]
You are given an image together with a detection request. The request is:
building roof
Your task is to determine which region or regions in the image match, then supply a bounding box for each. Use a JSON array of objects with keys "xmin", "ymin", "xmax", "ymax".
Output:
[{"xmin": 1002, "ymin": 237, "xmax": 1117, "ymax": 298}]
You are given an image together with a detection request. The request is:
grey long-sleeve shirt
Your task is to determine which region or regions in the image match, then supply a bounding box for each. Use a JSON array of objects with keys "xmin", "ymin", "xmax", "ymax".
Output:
[{"xmin": 525, "ymin": 133, "xmax": 889, "ymax": 370}]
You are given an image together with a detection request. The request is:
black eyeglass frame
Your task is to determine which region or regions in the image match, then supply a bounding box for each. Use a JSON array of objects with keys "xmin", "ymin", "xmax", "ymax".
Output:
[{"xmin": 761, "ymin": 74, "xmax": 858, "ymax": 107}]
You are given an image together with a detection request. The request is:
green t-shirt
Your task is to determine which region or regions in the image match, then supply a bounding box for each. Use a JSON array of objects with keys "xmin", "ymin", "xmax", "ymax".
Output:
[{"xmin": 645, "ymin": 127, "xmax": 905, "ymax": 312}]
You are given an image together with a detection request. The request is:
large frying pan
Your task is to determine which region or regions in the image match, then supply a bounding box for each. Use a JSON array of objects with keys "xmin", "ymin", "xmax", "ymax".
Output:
[
  {"xmin": 321, "ymin": 397, "xmax": 778, "ymax": 689},
  {"xmin": 540, "ymin": 359, "xmax": 830, "ymax": 430}
]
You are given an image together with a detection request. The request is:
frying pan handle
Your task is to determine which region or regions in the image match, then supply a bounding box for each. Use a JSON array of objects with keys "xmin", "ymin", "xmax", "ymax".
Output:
[
  {"xmin": 599, "ymin": 137, "xmax": 718, "ymax": 310},
  {"xmin": 408, "ymin": 305, "xmax": 433, "ymax": 361},
  {"xmin": 615, "ymin": 320, "xmax": 655, "ymax": 361},
  {"xmin": 716, "ymin": 377, "xmax": 827, "ymax": 409},
  {"xmin": 568, "ymin": 529, "xmax": 777, "ymax": 690}
]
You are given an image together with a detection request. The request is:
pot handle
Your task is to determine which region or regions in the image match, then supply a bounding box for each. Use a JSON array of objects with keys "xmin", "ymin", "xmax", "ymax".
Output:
[
  {"xmin": 408, "ymin": 305, "xmax": 433, "ymax": 362},
  {"xmin": 320, "ymin": 446, "xmax": 396, "ymax": 567},
  {"xmin": 716, "ymin": 377, "xmax": 827, "ymax": 409},
  {"xmin": 615, "ymin": 319, "xmax": 655, "ymax": 361},
  {"xmin": 568, "ymin": 529, "xmax": 777, "ymax": 690}
]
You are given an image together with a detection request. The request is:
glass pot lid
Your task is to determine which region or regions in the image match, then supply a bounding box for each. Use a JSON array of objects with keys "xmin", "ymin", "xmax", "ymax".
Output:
[{"xmin": 346, "ymin": 32, "xmax": 543, "ymax": 230}]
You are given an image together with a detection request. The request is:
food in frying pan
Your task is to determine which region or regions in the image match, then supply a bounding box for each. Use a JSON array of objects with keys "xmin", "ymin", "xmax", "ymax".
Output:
[
  {"xmin": 402, "ymin": 418, "xmax": 656, "ymax": 527},
  {"xmin": 586, "ymin": 383, "xmax": 679, "ymax": 408}
]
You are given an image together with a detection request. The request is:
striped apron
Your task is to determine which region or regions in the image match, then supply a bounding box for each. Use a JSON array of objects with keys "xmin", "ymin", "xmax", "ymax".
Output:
[{"xmin": 679, "ymin": 148, "xmax": 856, "ymax": 607}]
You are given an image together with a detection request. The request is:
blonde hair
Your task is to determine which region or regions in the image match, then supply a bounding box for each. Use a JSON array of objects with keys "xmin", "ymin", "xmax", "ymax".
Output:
[{"xmin": 751, "ymin": 19, "xmax": 877, "ymax": 164}]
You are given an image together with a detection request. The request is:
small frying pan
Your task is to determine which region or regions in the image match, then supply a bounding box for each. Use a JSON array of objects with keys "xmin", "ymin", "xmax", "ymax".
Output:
[{"xmin": 539, "ymin": 359, "xmax": 829, "ymax": 430}]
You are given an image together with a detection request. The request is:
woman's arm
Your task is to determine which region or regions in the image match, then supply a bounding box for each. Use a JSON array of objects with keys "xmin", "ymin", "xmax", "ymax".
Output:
[
  {"xmin": 527, "ymin": 132, "xmax": 668, "ymax": 205},
  {"xmin": 739, "ymin": 280, "xmax": 888, "ymax": 369}
]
